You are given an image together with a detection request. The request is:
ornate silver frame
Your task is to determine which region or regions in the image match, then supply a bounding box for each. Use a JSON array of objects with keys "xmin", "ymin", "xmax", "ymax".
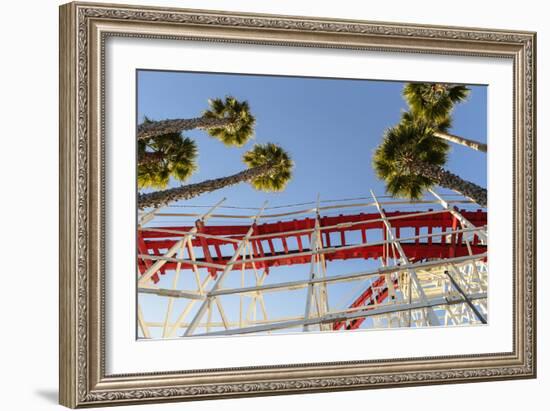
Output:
[{"xmin": 59, "ymin": 2, "xmax": 536, "ymax": 408}]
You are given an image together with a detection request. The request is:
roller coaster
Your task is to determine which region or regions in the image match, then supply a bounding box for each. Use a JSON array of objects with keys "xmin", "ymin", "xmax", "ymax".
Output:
[{"xmin": 137, "ymin": 190, "xmax": 487, "ymax": 338}]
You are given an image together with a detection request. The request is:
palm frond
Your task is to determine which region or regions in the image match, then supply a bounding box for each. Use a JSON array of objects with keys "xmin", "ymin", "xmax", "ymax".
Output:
[
  {"xmin": 372, "ymin": 121, "xmax": 449, "ymax": 200},
  {"xmin": 403, "ymin": 83, "xmax": 470, "ymax": 128},
  {"xmin": 203, "ymin": 96, "xmax": 256, "ymax": 147},
  {"xmin": 137, "ymin": 132, "xmax": 198, "ymax": 190},
  {"xmin": 242, "ymin": 143, "xmax": 294, "ymax": 192}
]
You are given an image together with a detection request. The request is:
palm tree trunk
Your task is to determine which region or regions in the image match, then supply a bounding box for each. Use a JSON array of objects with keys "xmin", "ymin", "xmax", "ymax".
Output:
[
  {"xmin": 138, "ymin": 151, "xmax": 164, "ymax": 166},
  {"xmin": 406, "ymin": 160, "xmax": 487, "ymax": 207},
  {"xmin": 433, "ymin": 131, "xmax": 487, "ymax": 153},
  {"xmin": 137, "ymin": 117, "xmax": 233, "ymax": 140},
  {"xmin": 138, "ymin": 162, "xmax": 276, "ymax": 209}
]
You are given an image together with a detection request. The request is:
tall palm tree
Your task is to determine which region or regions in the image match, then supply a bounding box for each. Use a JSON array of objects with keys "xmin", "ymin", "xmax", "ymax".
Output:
[
  {"xmin": 138, "ymin": 133, "xmax": 198, "ymax": 189},
  {"xmin": 138, "ymin": 143, "xmax": 293, "ymax": 209},
  {"xmin": 373, "ymin": 122, "xmax": 487, "ymax": 207},
  {"xmin": 403, "ymin": 83, "xmax": 487, "ymax": 152},
  {"xmin": 137, "ymin": 96, "xmax": 256, "ymax": 147}
]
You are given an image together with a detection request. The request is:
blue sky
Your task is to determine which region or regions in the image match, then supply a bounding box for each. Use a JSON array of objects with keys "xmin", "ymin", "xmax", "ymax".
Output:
[
  {"xmin": 136, "ymin": 70, "xmax": 487, "ymax": 338},
  {"xmin": 137, "ymin": 70, "xmax": 487, "ymax": 208}
]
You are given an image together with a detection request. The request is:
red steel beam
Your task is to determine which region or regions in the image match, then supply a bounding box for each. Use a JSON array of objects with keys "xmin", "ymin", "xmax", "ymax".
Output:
[
  {"xmin": 138, "ymin": 210, "xmax": 486, "ymax": 283},
  {"xmin": 140, "ymin": 210, "xmax": 486, "ymax": 239},
  {"xmin": 333, "ymin": 277, "xmax": 399, "ymax": 330},
  {"xmin": 138, "ymin": 243, "xmax": 486, "ymax": 273}
]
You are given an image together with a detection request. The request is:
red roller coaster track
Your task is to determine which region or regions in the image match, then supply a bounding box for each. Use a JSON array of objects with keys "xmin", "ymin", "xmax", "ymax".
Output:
[{"xmin": 138, "ymin": 208, "xmax": 486, "ymax": 331}]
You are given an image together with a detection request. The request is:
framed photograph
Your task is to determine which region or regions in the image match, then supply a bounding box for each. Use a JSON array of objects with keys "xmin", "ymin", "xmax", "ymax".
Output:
[{"xmin": 59, "ymin": 2, "xmax": 536, "ymax": 408}]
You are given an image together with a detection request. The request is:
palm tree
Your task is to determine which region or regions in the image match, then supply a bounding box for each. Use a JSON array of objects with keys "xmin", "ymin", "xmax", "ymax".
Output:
[
  {"xmin": 138, "ymin": 133, "xmax": 198, "ymax": 189},
  {"xmin": 138, "ymin": 143, "xmax": 293, "ymax": 209},
  {"xmin": 403, "ymin": 83, "xmax": 487, "ymax": 152},
  {"xmin": 137, "ymin": 96, "xmax": 256, "ymax": 147},
  {"xmin": 373, "ymin": 122, "xmax": 487, "ymax": 207}
]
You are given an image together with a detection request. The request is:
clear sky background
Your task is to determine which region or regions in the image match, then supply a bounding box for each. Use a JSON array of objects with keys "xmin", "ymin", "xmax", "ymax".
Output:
[
  {"xmin": 137, "ymin": 70, "xmax": 487, "ymax": 209},
  {"xmin": 136, "ymin": 70, "xmax": 487, "ymax": 338}
]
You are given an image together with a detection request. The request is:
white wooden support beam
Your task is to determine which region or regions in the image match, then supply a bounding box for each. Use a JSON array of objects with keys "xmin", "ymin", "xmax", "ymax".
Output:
[
  {"xmin": 370, "ymin": 190, "xmax": 440, "ymax": 327},
  {"xmin": 165, "ymin": 274, "xmax": 212, "ymax": 337},
  {"xmin": 137, "ymin": 304, "xmax": 151, "ymax": 338},
  {"xmin": 138, "ymin": 198, "xmax": 226, "ymax": 286},
  {"xmin": 191, "ymin": 293, "xmax": 487, "ymax": 337},
  {"xmin": 429, "ymin": 189, "xmax": 487, "ymax": 244},
  {"xmin": 446, "ymin": 265, "xmax": 487, "ymax": 324},
  {"xmin": 183, "ymin": 202, "xmax": 268, "ymax": 336},
  {"xmin": 209, "ymin": 254, "xmax": 486, "ymax": 298},
  {"xmin": 303, "ymin": 195, "xmax": 321, "ymax": 331}
]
